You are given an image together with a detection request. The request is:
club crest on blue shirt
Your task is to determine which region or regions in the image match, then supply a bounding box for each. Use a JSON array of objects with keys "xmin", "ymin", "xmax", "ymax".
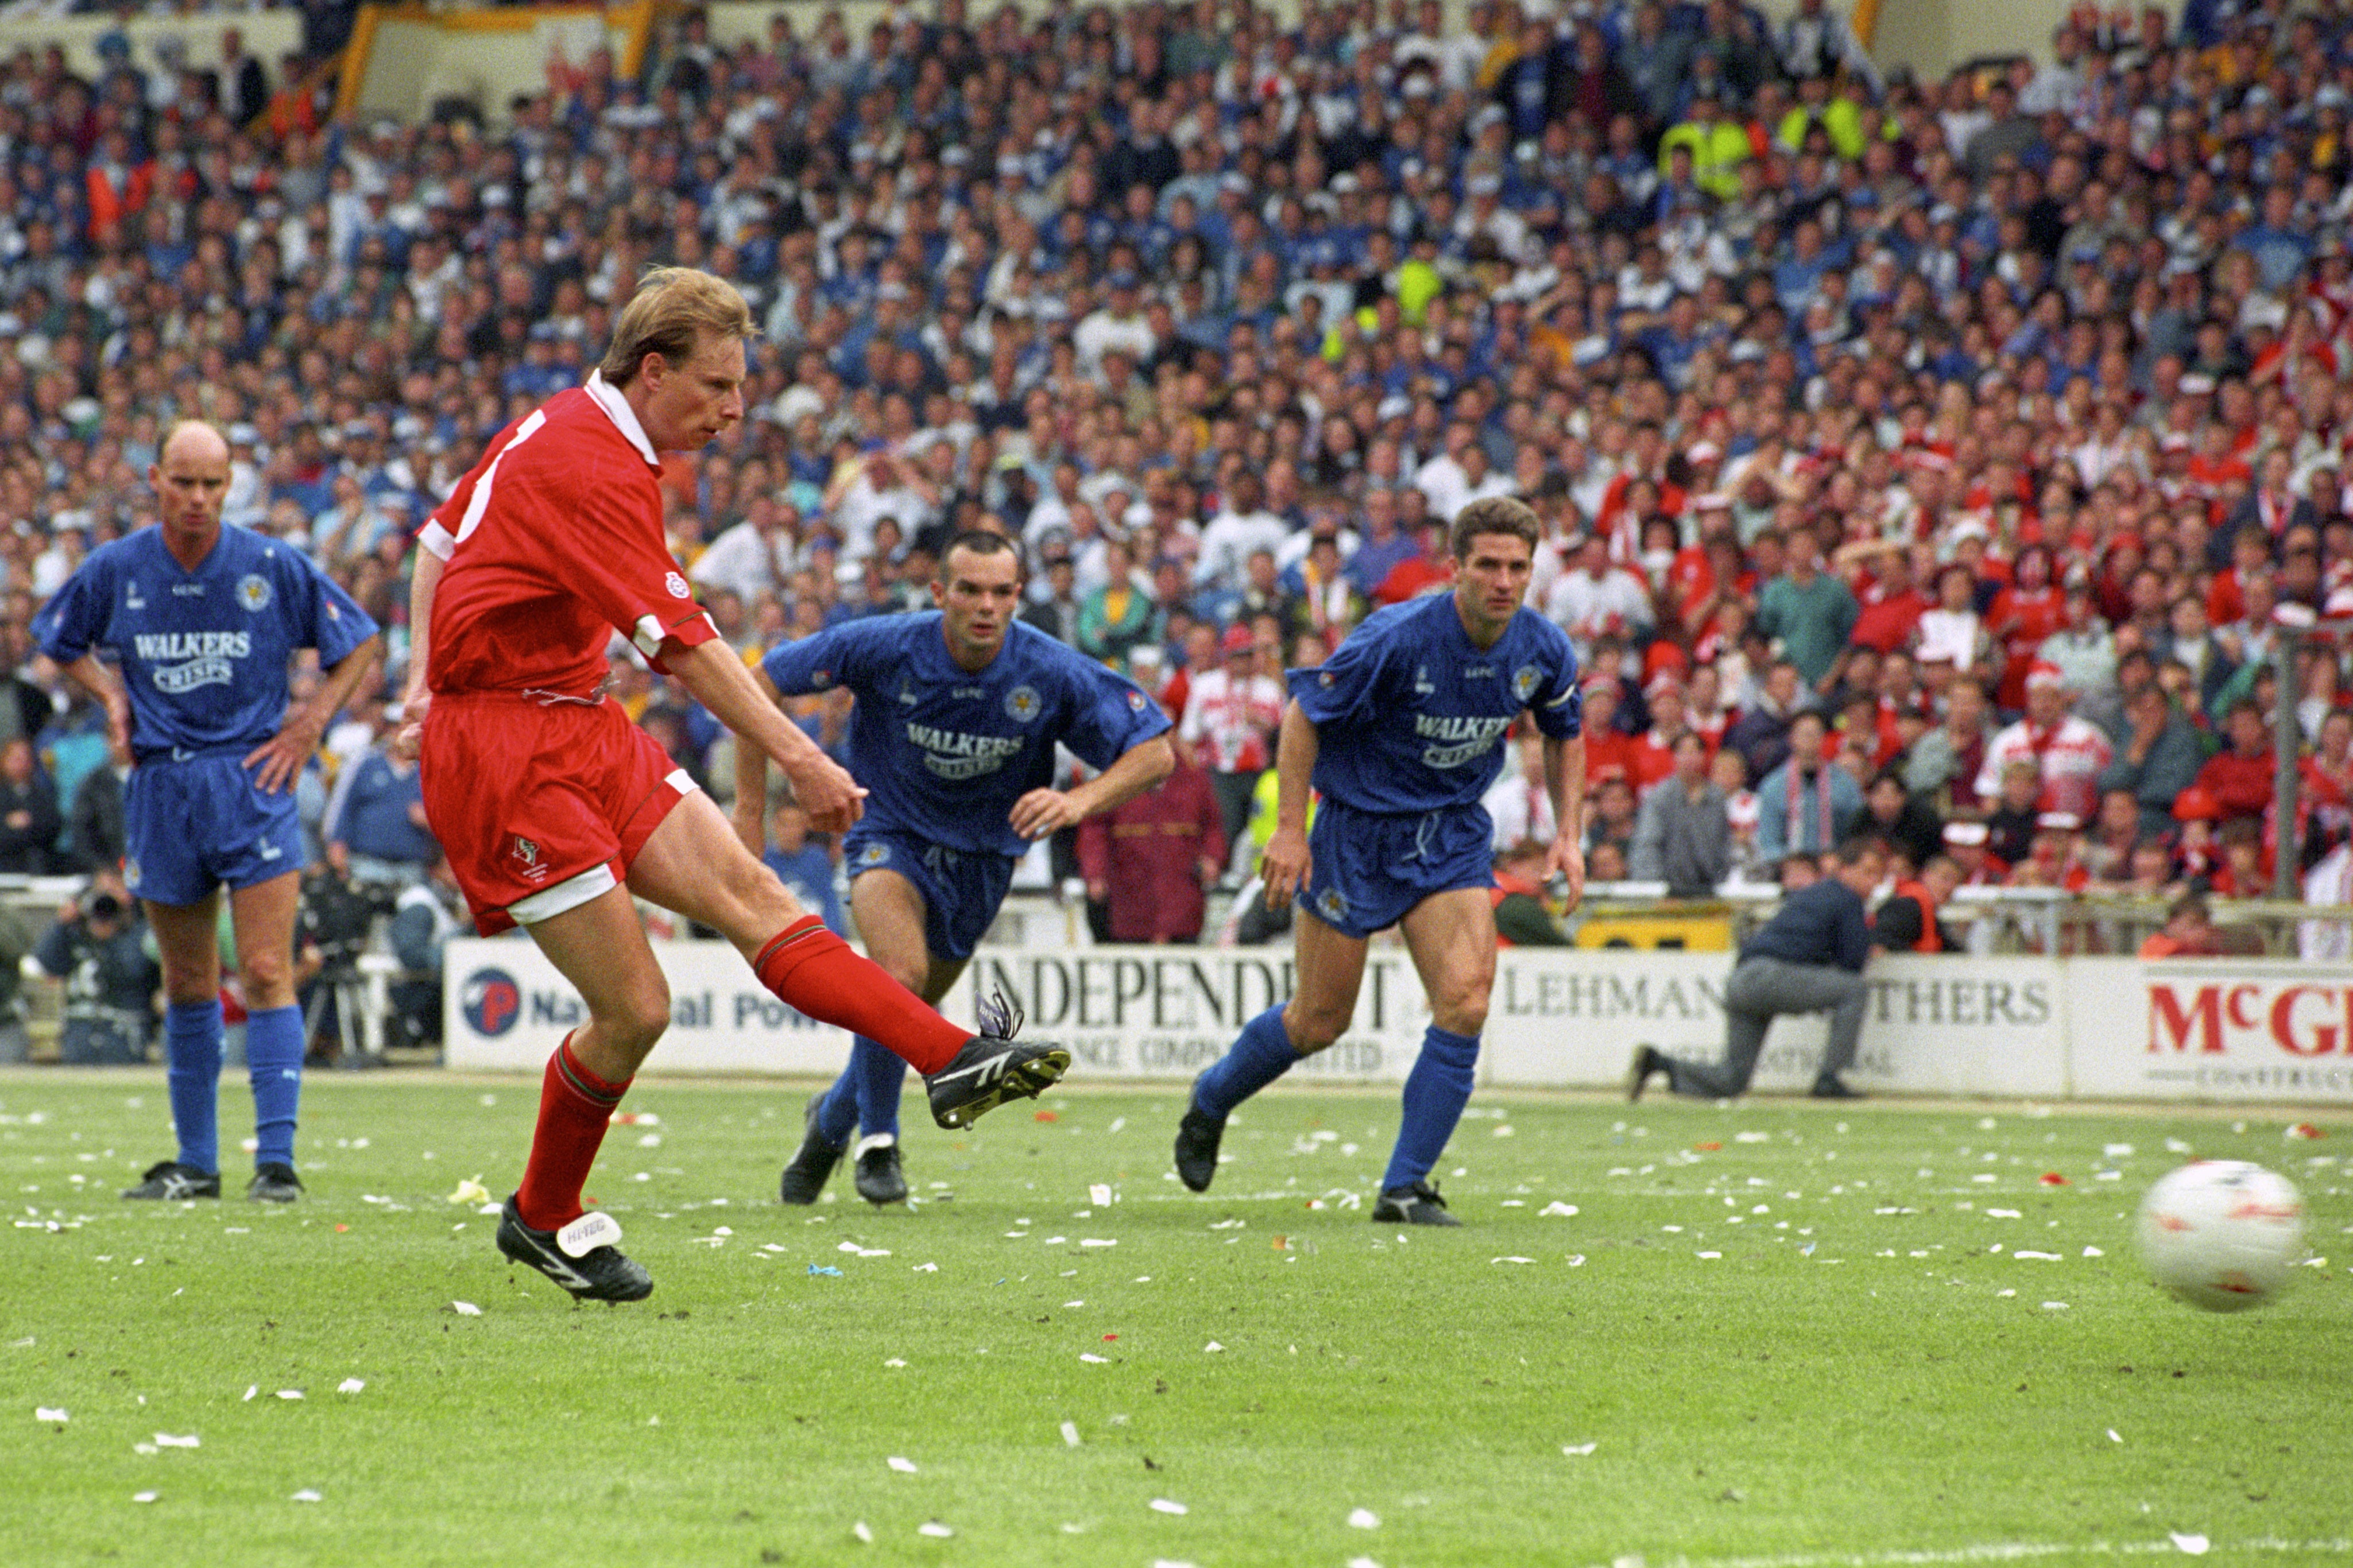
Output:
[
  {"xmin": 1004, "ymin": 684, "xmax": 1042, "ymax": 722},
  {"xmin": 1512, "ymin": 664, "xmax": 1541, "ymax": 704},
  {"xmin": 237, "ymin": 574, "xmax": 273, "ymax": 613},
  {"xmin": 1125, "ymin": 689, "xmax": 1147, "ymax": 712},
  {"xmin": 856, "ymin": 842, "xmax": 891, "ymax": 868}
]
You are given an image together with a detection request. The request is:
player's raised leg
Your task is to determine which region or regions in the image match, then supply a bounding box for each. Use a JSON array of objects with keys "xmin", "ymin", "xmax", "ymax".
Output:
[
  {"xmin": 626, "ymin": 791, "xmax": 1065, "ymax": 1128},
  {"xmin": 227, "ymin": 869, "xmax": 308, "ymax": 1202},
  {"xmin": 1176, "ymin": 906, "xmax": 1370, "ymax": 1193},
  {"xmin": 1374, "ymin": 888, "xmax": 1499, "ymax": 1226},
  {"xmin": 132, "ymin": 891, "xmax": 229, "ymax": 1201},
  {"xmin": 496, "ymin": 881, "xmax": 671, "ymax": 1302}
]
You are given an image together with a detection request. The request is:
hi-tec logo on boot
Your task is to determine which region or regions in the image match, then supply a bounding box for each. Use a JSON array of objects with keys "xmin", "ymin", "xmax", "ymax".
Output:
[{"xmin": 557, "ymin": 1211, "xmax": 621, "ymax": 1258}]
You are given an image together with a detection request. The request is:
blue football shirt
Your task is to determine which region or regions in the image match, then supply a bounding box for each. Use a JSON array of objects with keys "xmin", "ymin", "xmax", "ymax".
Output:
[
  {"xmin": 33, "ymin": 524, "xmax": 378, "ymax": 761},
  {"xmin": 1288, "ymin": 593, "xmax": 1581, "ymax": 815},
  {"xmin": 763, "ymin": 613, "xmax": 1171, "ymax": 857}
]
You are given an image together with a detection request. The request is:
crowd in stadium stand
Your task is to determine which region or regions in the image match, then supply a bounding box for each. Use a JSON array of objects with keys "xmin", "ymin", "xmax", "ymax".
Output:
[{"xmin": 1, "ymin": 0, "xmax": 2351, "ymax": 951}]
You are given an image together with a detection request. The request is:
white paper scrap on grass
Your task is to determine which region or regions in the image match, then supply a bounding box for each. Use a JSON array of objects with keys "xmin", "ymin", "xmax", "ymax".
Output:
[
  {"xmin": 277, "ymin": 1390, "xmax": 304, "ymax": 1401},
  {"xmin": 1541, "ymin": 1202, "xmax": 1579, "ymax": 1217},
  {"xmin": 852, "ymin": 1521, "xmax": 873, "ymax": 1543},
  {"xmin": 2170, "ymin": 1533, "xmax": 2210, "ymax": 1555},
  {"xmin": 887, "ymin": 1457, "xmax": 918, "ymax": 1473},
  {"xmin": 1348, "ymin": 1508, "xmax": 1380, "ymax": 1528},
  {"xmin": 1203, "ymin": 1341, "xmax": 1225, "ymax": 1353},
  {"xmin": 1080, "ymin": 1353, "xmax": 1109, "ymax": 1364},
  {"xmin": 154, "ymin": 1433, "xmax": 198, "ymax": 1448},
  {"xmin": 336, "ymin": 1379, "xmax": 364, "ymax": 1395},
  {"xmin": 917, "ymin": 1521, "xmax": 953, "ymax": 1538},
  {"xmin": 1061, "ymin": 1421, "xmax": 1081, "ymax": 1447},
  {"xmin": 35, "ymin": 1407, "xmax": 67, "ymax": 1422},
  {"xmin": 131, "ymin": 1492, "xmax": 157, "ymax": 1504},
  {"xmin": 1150, "ymin": 1498, "xmax": 1188, "ymax": 1515},
  {"xmin": 1563, "ymin": 1442, "xmax": 1599, "ymax": 1455},
  {"xmin": 451, "ymin": 1301, "xmax": 482, "ymax": 1316},
  {"xmin": 291, "ymin": 1489, "xmax": 322, "ymax": 1503}
]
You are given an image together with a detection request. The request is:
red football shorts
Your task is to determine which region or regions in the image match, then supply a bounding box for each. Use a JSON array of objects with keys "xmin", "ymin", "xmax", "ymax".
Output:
[{"xmin": 420, "ymin": 692, "xmax": 696, "ymax": 935}]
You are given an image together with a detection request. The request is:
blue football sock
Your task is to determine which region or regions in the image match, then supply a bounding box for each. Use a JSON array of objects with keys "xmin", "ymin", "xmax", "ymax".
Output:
[
  {"xmin": 245, "ymin": 1005, "xmax": 305, "ymax": 1171},
  {"xmin": 165, "ymin": 999, "xmax": 225, "ymax": 1174},
  {"xmin": 814, "ymin": 1061, "xmax": 860, "ymax": 1147},
  {"xmin": 850, "ymin": 1036, "xmax": 906, "ymax": 1141},
  {"xmin": 1381, "ymin": 1025, "xmax": 1481, "ymax": 1192},
  {"xmin": 1193, "ymin": 1005, "xmax": 1300, "ymax": 1120}
]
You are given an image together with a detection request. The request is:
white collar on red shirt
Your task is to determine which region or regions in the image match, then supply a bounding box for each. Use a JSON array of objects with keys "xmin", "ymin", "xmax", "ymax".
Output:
[{"xmin": 582, "ymin": 370, "xmax": 662, "ymax": 470}]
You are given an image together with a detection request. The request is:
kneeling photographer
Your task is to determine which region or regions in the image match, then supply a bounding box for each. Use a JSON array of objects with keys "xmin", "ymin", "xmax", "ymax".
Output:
[{"xmin": 35, "ymin": 874, "xmax": 158, "ymax": 1065}]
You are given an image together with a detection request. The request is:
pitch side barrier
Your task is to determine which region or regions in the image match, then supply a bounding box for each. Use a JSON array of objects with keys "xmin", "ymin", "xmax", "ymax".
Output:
[{"xmin": 443, "ymin": 937, "xmax": 2353, "ymax": 1105}]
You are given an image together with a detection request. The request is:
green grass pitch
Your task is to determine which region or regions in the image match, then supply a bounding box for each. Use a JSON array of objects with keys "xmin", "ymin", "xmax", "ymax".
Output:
[{"xmin": 3, "ymin": 1068, "xmax": 2349, "ymax": 1567}]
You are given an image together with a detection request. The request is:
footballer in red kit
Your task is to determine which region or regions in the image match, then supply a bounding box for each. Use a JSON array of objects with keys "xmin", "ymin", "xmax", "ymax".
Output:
[{"xmin": 401, "ymin": 268, "xmax": 1069, "ymax": 1301}]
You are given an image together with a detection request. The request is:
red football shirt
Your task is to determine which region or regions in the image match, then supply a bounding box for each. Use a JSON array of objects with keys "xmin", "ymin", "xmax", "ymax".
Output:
[{"xmin": 421, "ymin": 374, "xmax": 717, "ymax": 696}]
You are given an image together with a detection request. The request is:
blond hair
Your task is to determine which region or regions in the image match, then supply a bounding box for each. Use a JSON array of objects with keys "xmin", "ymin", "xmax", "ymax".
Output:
[{"xmin": 598, "ymin": 266, "xmax": 756, "ymax": 386}]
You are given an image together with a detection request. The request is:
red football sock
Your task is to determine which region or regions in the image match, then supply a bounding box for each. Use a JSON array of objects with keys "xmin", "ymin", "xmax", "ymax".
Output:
[
  {"xmin": 754, "ymin": 917, "xmax": 970, "ymax": 1075},
  {"xmin": 514, "ymin": 1033, "xmax": 630, "ymax": 1232}
]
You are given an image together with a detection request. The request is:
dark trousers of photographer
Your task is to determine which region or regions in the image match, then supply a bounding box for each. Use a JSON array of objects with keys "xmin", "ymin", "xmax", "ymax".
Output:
[
  {"xmin": 59, "ymin": 1008, "xmax": 151, "ymax": 1066},
  {"xmin": 1664, "ymin": 956, "xmax": 1866, "ymax": 1098}
]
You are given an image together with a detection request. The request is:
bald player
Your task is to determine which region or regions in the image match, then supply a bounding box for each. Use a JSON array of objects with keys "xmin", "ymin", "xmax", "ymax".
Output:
[{"xmin": 36, "ymin": 421, "xmax": 382, "ymax": 1202}]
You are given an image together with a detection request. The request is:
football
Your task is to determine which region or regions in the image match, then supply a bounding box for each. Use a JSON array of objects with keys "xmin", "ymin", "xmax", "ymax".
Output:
[{"xmin": 2135, "ymin": 1160, "xmax": 2307, "ymax": 1313}]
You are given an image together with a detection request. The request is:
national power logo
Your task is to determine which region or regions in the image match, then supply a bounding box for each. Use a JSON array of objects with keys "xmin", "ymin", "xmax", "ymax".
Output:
[{"xmin": 462, "ymin": 969, "xmax": 523, "ymax": 1037}]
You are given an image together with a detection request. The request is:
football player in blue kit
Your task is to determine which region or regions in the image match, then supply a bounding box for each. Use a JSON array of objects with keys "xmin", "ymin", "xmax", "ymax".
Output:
[
  {"xmin": 35, "ymin": 421, "xmax": 381, "ymax": 1203},
  {"xmin": 737, "ymin": 529, "xmax": 1174, "ymax": 1203},
  {"xmin": 1173, "ymin": 497, "xmax": 1585, "ymax": 1224}
]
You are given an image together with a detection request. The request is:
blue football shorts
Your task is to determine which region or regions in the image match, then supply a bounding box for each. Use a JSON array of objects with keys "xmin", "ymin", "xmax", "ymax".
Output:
[
  {"xmin": 841, "ymin": 826, "xmax": 1016, "ymax": 961},
  {"xmin": 124, "ymin": 750, "xmax": 305, "ymax": 906},
  {"xmin": 1298, "ymin": 797, "xmax": 1496, "ymax": 939}
]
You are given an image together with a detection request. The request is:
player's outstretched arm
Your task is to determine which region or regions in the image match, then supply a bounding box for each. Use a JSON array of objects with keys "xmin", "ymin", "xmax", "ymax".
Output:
[
  {"xmin": 392, "ymin": 546, "xmax": 446, "ymax": 760},
  {"xmin": 248, "ymin": 634, "xmax": 382, "ymax": 795},
  {"xmin": 1260, "ymin": 701, "xmax": 1318, "ymax": 908},
  {"xmin": 1009, "ymin": 735, "xmax": 1175, "ymax": 841},
  {"xmin": 1543, "ymin": 731, "xmax": 1586, "ymax": 913},
  {"xmin": 731, "ymin": 664, "xmax": 782, "ymax": 855},
  {"xmin": 56, "ymin": 653, "xmax": 131, "ymax": 763},
  {"xmin": 669, "ymin": 638, "xmax": 866, "ymax": 835}
]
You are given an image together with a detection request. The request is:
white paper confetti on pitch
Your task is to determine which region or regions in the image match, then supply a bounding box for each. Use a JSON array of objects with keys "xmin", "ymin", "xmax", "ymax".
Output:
[
  {"xmin": 451, "ymin": 1301, "xmax": 482, "ymax": 1316},
  {"xmin": 131, "ymin": 1492, "xmax": 157, "ymax": 1503},
  {"xmin": 2108, "ymin": 1429, "xmax": 2123, "ymax": 1443},
  {"xmin": 2041, "ymin": 1301, "xmax": 2070, "ymax": 1310},
  {"xmin": 2083, "ymin": 1246, "xmax": 2104, "ymax": 1257},
  {"xmin": 1203, "ymin": 1341, "xmax": 1225, "ymax": 1352},
  {"xmin": 1566, "ymin": 1255, "xmax": 1586, "ymax": 1266},
  {"xmin": 917, "ymin": 1521, "xmax": 953, "ymax": 1538},
  {"xmin": 34, "ymin": 1407, "xmax": 67, "ymax": 1422},
  {"xmin": 1150, "ymin": 1497, "xmax": 1189, "ymax": 1515},
  {"xmin": 1348, "ymin": 1508, "xmax": 1381, "ymax": 1528},
  {"xmin": 2170, "ymin": 1533, "xmax": 2209, "ymax": 1555},
  {"xmin": 1539, "ymin": 1202, "xmax": 1579, "ymax": 1217},
  {"xmin": 911, "ymin": 1261, "xmax": 938, "ymax": 1272},
  {"xmin": 852, "ymin": 1521, "xmax": 873, "ymax": 1543},
  {"xmin": 1563, "ymin": 1441, "xmax": 1599, "ymax": 1455},
  {"xmin": 154, "ymin": 1433, "xmax": 199, "ymax": 1448},
  {"xmin": 1079, "ymin": 1353, "xmax": 1109, "ymax": 1364},
  {"xmin": 336, "ymin": 1379, "xmax": 364, "ymax": 1395},
  {"xmin": 1080, "ymin": 1238, "xmax": 1117, "ymax": 1248},
  {"xmin": 887, "ymin": 1456, "xmax": 919, "ymax": 1473},
  {"xmin": 884, "ymin": 1358, "xmax": 907, "ymax": 1368},
  {"xmin": 2013, "ymin": 1250, "xmax": 2064, "ymax": 1261},
  {"xmin": 1696, "ymin": 1250, "xmax": 1722, "ymax": 1260},
  {"xmin": 1061, "ymin": 1420, "xmax": 1081, "ymax": 1447},
  {"xmin": 242, "ymin": 1385, "xmax": 257, "ymax": 1401},
  {"xmin": 1348, "ymin": 1559, "xmax": 1383, "ymax": 1568},
  {"xmin": 277, "ymin": 1389, "xmax": 304, "ymax": 1401},
  {"xmin": 1090, "ymin": 1184, "xmax": 1113, "ymax": 1205},
  {"xmin": 291, "ymin": 1489, "xmax": 322, "ymax": 1503},
  {"xmin": 448, "ymin": 1178, "xmax": 492, "ymax": 1206}
]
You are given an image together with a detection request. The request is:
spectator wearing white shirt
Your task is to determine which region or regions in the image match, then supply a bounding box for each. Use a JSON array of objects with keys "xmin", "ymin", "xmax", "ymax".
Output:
[
  {"xmin": 691, "ymin": 495, "xmax": 802, "ymax": 605},
  {"xmin": 1072, "ymin": 272, "xmax": 1157, "ymax": 378},
  {"xmin": 1193, "ymin": 473, "xmax": 1290, "ymax": 591},
  {"xmin": 1545, "ymin": 532, "xmax": 1657, "ymax": 656}
]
